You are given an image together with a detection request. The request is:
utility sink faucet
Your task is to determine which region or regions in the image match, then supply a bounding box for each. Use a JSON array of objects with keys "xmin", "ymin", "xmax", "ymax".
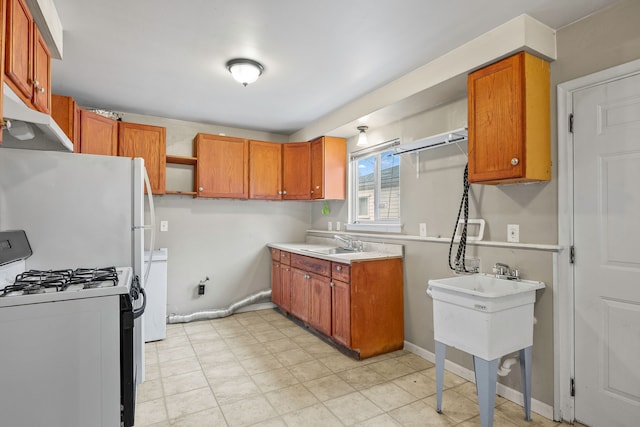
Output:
[{"xmin": 493, "ymin": 262, "xmax": 520, "ymax": 280}]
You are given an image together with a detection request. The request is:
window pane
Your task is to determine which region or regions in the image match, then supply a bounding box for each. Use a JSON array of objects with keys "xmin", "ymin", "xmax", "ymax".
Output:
[
  {"xmin": 379, "ymin": 150, "xmax": 400, "ymax": 220},
  {"xmin": 351, "ymin": 149, "xmax": 400, "ymax": 224},
  {"xmin": 356, "ymin": 156, "xmax": 375, "ymax": 219}
]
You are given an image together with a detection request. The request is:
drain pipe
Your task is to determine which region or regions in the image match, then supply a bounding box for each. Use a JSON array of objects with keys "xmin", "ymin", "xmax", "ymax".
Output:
[{"xmin": 168, "ymin": 289, "xmax": 272, "ymax": 324}]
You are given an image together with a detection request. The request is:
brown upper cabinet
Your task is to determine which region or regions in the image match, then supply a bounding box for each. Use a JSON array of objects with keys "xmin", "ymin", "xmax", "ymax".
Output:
[
  {"xmin": 282, "ymin": 142, "xmax": 311, "ymax": 200},
  {"xmin": 51, "ymin": 94, "xmax": 81, "ymax": 150},
  {"xmin": 195, "ymin": 133, "xmax": 249, "ymax": 199},
  {"xmin": 5, "ymin": 0, "xmax": 51, "ymax": 114},
  {"xmin": 467, "ymin": 51, "xmax": 550, "ymax": 184},
  {"xmin": 79, "ymin": 109, "xmax": 118, "ymax": 156},
  {"xmin": 118, "ymin": 122, "xmax": 167, "ymax": 195},
  {"xmin": 310, "ymin": 136, "xmax": 346, "ymax": 200},
  {"xmin": 249, "ymin": 141, "xmax": 282, "ymax": 200},
  {"xmin": 249, "ymin": 140, "xmax": 282, "ymax": 200}
]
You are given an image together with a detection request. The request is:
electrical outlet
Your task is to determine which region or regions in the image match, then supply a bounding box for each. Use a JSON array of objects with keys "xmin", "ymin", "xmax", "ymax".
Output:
[
  {"xmin": 336, "ymin": 221, "xmax": 341, "ymax": 231},
  {"xmin": 419, "ymin": 223, "xmax": 427, "ymax": 237},
  {"xmin": 327, "ymin": 221, "xmax": 332, "ymax": 231},
  {"xmin": 507, "ymin": 224, "xmax": 519, "ymax": 243},
  {"xmin": 160, "ymin": 221, "xmax": 169, "ymax": 232}
]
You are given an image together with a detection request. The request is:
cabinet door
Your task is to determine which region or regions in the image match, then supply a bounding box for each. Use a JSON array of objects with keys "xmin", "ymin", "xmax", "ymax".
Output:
[
  {"xmin": 5, "ymin": 0, "xmax": 33, "ymax": 100},
  {"xmin": 51, "ymin": 94, "xmax": 80, "ymax": 150},
  {"xmin": 309, "ymin": 273, "xmax": 331, "ymax": 336},
  {"xmin": 196, "ymin": 134, "xmax": 248, "ymax": 198},
  {"xmin": 32, "ymin": 25, "xmax": 50, "ymax": 114},
  {"xmin": 79, "ymin": 110, "xmax": 118, "ymax": 156},
  {"xmin": 282, "ymin": 142, "xmax": 310, "ymax": 200},
  {"xmin": 332, "ymin": 279, "xmax": 351, "ymax": 347},
  {"xmin": 311, "ymin": 137, "xmax": 346, "ymax": 200},
  {"xmin": 249, "ymin": 140, "xmax": 282, "ymax": 200},
  {"xmin": 468, "ymin": 53, "xmax": 524, "ymax": 182},
  {"xmin": 310, "ymin": 139, "xmax": 324, "ymax": 199},
  {"xmin": 290, "ymin": 268, "xmax": 309, "ymax": 322},
  {"xmin": 280, "ymin": 264, "xmax": 291, "ymax": 312},
  {"xmin": 271, "ymin": 261, "xmax": 282, "ymax": 307},
  {"xmin": 118, "ymin": 122, "xmax": 167, "ymax": 194}
]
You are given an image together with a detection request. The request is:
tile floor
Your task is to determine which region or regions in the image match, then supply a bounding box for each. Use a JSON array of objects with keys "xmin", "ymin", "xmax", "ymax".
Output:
[{"xmin": 135, "ymin": 308, "xmax": 572, "ymax": 427}]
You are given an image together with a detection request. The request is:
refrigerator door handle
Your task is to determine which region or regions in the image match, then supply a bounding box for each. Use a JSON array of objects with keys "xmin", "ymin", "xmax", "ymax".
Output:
[{"xmin": 143, "ymin": 166, "xmax": 156, "ymax": 284}]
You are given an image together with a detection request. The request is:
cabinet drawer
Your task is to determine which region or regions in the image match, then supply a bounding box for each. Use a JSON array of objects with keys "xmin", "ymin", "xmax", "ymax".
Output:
[
  {"xmin": 291, "ymin": 254, "xmax": 330, "ymax": 277},
  {"xmin": 271, "ymin": 248, "xmax": 280, "ymax": 261},
  {"xmin": 331, "ymin": 262, "xmax": 350, "ymax": 282}
]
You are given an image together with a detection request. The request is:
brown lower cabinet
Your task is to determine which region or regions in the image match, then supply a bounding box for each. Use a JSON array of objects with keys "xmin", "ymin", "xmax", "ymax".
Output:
[{"xmin": 270, "ymin": 249, "xmax": 404, "ymax": 359}]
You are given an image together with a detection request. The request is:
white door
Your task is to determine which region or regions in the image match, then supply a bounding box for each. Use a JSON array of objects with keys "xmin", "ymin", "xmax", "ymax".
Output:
[{"xmin": 573, "ymin": 72, "xmax": 640, "ymax": 426}]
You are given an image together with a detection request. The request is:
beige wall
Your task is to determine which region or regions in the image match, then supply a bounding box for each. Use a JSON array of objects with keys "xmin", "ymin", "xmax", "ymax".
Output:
[
  {"xmin": 116, "ymin": 112, "xmax": 313, "ymax": 315},
  {"xmin": 310, "ymin": 0, "xmax": 640, "ymax": 406}
]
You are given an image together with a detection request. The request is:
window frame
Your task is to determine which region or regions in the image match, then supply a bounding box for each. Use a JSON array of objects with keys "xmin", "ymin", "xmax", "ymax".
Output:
[{"xmin": 347, "ymin": 139, "xmax": 402, "ymax": 233}]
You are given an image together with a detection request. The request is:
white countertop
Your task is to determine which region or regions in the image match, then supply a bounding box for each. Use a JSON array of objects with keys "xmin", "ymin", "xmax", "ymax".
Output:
[{"xmin": 267, "ymin": 242, "xmax": 403, "ymax": 264}]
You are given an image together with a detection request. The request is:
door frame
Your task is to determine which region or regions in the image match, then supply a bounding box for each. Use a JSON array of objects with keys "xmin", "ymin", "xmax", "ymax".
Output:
[{"xmin": 556, "ymin": 57, "xmax": 640, "ymax": 423}]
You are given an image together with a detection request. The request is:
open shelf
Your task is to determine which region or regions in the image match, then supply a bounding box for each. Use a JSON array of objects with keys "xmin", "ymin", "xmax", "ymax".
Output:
[{"xmin": 166, "ymin": 154, "xmax": 197, "ymax": 165}]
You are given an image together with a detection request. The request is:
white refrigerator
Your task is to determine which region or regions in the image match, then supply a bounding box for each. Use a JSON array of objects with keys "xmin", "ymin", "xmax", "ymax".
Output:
[{"xmin": 0, "ymin": 147, "xmax": 153, "ymax": 384}]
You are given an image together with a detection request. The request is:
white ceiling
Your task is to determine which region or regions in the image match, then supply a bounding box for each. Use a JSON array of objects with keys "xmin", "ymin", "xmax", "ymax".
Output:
[{"xmin": 51, "ymin": 0, "xmax": 618, "ymax": 136}]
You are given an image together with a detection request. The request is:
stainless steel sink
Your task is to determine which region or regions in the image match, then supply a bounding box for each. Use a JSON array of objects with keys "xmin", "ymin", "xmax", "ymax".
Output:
[{"xmin": 303, "ymin": 247, "xmax": 358, "ymax": 255}]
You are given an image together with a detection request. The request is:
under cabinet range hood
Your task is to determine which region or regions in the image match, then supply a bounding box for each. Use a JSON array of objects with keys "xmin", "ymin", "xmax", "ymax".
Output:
[
  {"xmin": 2, "ymin": 83, "xmax": 73, "ymax": 152},
  {"xmin": 394, "ymin": 127, "xmax": 467, "ymax": 155}
]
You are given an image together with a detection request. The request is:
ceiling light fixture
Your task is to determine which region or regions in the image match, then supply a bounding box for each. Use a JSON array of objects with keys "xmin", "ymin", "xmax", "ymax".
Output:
[
  {"xmin": 226, "ymin": 58, "xmax": 264, "ymax": 87},
  {"xmin": 357, "ymin": 126, "xmax": 369, "ymax": 146}
]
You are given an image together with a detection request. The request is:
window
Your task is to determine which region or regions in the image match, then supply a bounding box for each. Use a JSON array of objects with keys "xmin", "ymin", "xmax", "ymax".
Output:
[{"xmin": 349, "ymin": 145, "xmax": 400, "ymax": 230}]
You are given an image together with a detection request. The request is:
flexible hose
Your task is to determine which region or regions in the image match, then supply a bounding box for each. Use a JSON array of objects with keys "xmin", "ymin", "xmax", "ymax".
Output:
[
  {"xmin": 167, "ymin": 289, "xmax": 272, "ymax": 323},
  {"xmin": 448, "ymin": 163, "xmax": 473, "ymax": 272}
]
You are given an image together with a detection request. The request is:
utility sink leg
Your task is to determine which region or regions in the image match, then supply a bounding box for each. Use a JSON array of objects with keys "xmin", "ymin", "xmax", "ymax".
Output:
[
  {"xmin": 473, "ymin": 355, "xmax": 499, "ymax": 427},
  {"xmin": 519, "ymin": 346, "xmax": 533, "ymax": 421},
  {"xmin": 435, "ymin": 341, "xmax": 446, "ymax": 413}
]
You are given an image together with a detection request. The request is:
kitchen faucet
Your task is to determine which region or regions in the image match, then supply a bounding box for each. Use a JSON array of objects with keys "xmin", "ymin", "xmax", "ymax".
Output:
[
  {"xmin": 334, "ymin": 234, "xmax": 364, "ymax": 251},
  {"xmin": 493, "ymin": 262, "xmax": 520, "ymax": 280}
]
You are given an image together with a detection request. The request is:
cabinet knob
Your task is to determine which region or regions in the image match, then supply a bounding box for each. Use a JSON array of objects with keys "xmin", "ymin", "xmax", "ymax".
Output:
[
  {"xmin": 278, "ymin": 191, "xmax": 282, "ymax": 195},
  {"xmin": 315, "ymin": 185, "xmax": 320, "ymax": 189},
  {"xmin": 32, "ymin": 80, "xmax": 40, "ymax": 88},
  {"xmin": 511, "ymin": 157, "xmax": 519, "ymax": 166},
  {"xmin": 304, "ymin": 274, "xmax": 310, "ymax": 279},
  {"xmin": 199, "ymin": 187, "xmax": 204, "ymax": 191},
  {"xmin": 336, "ymin": 265, "xmax": 342, "ymax": 271},
  {"xmin": 282, "ymin": 190, "xmax": 287, "ymax": 195},
  {"xmin": 310, "ymin": 190, "xmax": 314, "ymax": 194},
  {"xmin": 330, "ymin": 282, "xmax": 334, "ymax": 288},
  {"xmin": 281, "ymin": 253, "xmax": 286, "ymax": 258}
]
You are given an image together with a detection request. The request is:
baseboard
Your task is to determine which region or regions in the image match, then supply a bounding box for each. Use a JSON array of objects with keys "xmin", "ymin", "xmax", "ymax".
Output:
[{"xmin": 404, "ymin": 340, "xmax": 555, "ymax": 420}]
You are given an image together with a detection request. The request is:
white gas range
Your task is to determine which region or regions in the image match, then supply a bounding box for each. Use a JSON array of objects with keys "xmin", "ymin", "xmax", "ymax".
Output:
[{"xmin": 0, "ymin": 231, "xmax": 144, "ymax": 427}]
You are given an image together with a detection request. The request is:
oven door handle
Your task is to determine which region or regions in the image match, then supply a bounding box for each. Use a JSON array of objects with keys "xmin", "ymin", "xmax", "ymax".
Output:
[{"xmin": 130, "ymin": 276, "xmax": 146, "ymax": 319}]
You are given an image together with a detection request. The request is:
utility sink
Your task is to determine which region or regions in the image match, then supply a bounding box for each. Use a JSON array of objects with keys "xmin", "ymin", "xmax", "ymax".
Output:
[
  {"xmin": 302, "ymin": 247, "xmax": 358, "ymax": 255},
  {"xmin": 427, "ymin": 274, "xmax": 544, "ymax": 361}
]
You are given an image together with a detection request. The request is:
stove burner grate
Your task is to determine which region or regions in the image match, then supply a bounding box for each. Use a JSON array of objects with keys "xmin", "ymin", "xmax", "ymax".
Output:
[{"xmin": 1, "ymin": 267, "xmax": 119, "ymax": 297}]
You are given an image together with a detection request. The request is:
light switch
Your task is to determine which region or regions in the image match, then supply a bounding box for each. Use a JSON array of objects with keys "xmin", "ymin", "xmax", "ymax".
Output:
[
  {"xmin": 507, "ymin": 224, "xmax": 519, "ymax": 243},
  {"xmin": 419, "ymin": 223, "xmax": 427, "ymax": 237},
  {"xmin": 160, "ymin": 221, "xmax": 169, "ymax": 232}
]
